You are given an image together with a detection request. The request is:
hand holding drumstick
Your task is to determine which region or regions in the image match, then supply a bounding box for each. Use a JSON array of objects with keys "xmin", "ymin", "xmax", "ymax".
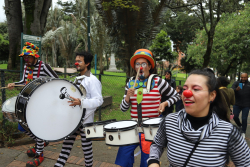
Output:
[
  {"xmin": 4, "ymin": 83, "xmax": 25, "ymax": 90},
  {"xmin": 125, "ymin": 66, "xmax": 142, "ymax": 103}
]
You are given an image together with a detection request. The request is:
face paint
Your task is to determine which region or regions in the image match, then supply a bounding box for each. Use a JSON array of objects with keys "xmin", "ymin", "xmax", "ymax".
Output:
[{"xmin": 139, "ymin": 67, "xmax": 145, "ymax": 80}]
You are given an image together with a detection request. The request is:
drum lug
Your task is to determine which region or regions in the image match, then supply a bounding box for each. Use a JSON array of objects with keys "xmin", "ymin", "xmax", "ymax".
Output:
[
  {"xmin": 18, "ymin": 109, "xmax": 22, "ymax": 113},
  {"xmin": 103, "ymin": 131, "xmax": 106, "ymax": 137},
  {"xmin": 150, "ymin": 125, "xmax": 152, "ymax": 136},
  {"xmin": 18, "ymin": 120, "xmax": 22, "ymax": 123},
  {"xmin": 118, "ymin": 130, "xmax": 120, "ymax": 140}
]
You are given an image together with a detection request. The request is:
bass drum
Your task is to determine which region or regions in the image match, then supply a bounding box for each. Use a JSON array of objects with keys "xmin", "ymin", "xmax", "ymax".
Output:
[{"xmin": 15, "ymin": 77, "xmax": 86, "ymax": 141}]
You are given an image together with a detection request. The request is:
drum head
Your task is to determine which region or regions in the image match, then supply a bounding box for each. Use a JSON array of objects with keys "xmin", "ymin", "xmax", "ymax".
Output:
[
  {"xmin": 2, "ymin": 96, "xmax": 17, "ymax": 113},
  {"xmin": 26, "ymin": 79, "xmax": 83, "ymax": 141},
  {"xmin": 142, "ymin": 117, "xmax": 162, "ymax": 126},
  {"xmin": 104, "ymin": 120, "xmax": 137, "ymax": 130}
]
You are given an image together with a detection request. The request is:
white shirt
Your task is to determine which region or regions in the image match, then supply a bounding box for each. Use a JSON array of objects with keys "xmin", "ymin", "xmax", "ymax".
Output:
[{"xmin": 75, "ymin": 72, "xmax": 103, "ymax": 124}]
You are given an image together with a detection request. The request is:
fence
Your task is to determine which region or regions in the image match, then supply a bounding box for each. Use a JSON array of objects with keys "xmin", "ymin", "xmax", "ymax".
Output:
[{"xmin": 0, "ymin": 69, "xmax": 185, "ymax": 145}]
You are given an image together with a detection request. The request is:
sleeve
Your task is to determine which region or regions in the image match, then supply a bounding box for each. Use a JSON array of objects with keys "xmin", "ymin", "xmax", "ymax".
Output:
[
  {"xmin": 231, "ymin": 81, "xmax": 238, "ymax": 91},
  {"xmin": 172, "ymin": 79, "xmax": 176, "ymax": 89},
  {"xmin": 15, "ymin": 65, "xmax": 26, "ymax": 85},
  {"xmin": 158, "ymin": 77, "xmax": 181, "ymax": 107},
  {"xmin": 229, "ymin": 88, "xmax": 235, "ymax": 105},
  {"xmin": 120, "ymin": 81, "xmax": 130, "ymax": 112},
  {"xmin": 44, "ymin": 63, "xmax": 59, "ymax": 78},
  {"xmin": 80, "ymin": 77, "xmax": 103, "ymax": 109},
  {"xmin": 228, "ymin": 125, "xmax": 250, "ymax": 166},
  {"xmin": 147, "ymin": 117, "xmax": 168, "ymax": 166}
]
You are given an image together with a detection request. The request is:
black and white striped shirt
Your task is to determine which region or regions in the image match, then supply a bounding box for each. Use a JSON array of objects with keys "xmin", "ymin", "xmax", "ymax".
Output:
[
  {"xmin": 148, "ymin": 110, "xmax": 250, "ymax": 167},
  {"xmin": 15, "ymin": 60, "xmax": 58, "ymax": 85}
]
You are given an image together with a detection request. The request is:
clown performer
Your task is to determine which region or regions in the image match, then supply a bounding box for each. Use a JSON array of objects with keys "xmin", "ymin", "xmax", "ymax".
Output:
[
  {"xmin": 7, "ymin": 42, "xmax": 58, "ymax": 167},
  {"xmin": 115, "ymin": 49, "xmax": 181, "ymax": 167}
]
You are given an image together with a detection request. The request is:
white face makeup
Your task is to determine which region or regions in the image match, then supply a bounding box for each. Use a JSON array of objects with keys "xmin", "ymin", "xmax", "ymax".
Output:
[{"xmin": 135, "ymin": 58, "xmax": 151, "ymax": 80}]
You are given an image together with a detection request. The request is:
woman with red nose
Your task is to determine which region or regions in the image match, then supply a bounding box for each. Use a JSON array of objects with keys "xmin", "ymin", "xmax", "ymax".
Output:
[{"xmin": 148, "ymin": 68, "xmax": 250, "ymax": 167}]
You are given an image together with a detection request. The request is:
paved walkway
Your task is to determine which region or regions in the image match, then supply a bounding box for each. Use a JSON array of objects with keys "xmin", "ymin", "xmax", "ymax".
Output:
[{"xmin": 1, "ymin": 114, "xmax": 250, "ymax": 167}]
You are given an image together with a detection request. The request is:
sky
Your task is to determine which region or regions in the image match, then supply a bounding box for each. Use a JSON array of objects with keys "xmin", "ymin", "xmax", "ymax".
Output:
[{"xmin": 0, "ymin": 0, "xmax": 70, "ymax": 23}]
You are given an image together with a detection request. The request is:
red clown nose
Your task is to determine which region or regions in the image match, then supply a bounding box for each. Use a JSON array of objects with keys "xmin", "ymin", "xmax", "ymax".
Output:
[
  {"xmin": 183, "ymin": 90, "xmax": 193, "ymax": 98},
  {"xmin": 140, "ymin": 67, "xmax": 143, "ymax": 70},
  {"xmin": 75, "ymin": 62, "xmax": 79, "ymax": 66}
]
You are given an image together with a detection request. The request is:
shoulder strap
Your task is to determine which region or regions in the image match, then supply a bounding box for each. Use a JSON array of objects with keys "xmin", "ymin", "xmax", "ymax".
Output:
[
  {"xmin": 183, "ymin": 142, "xmax": 199, "ymax": 167},
  {"xmin": 146, "ymin": 74, "xmax": 157, "ymax": 93},
  {"xmin": 37, "ymin": 61, "xmax": 42, "ymax": 78},
  {"xmin": 24, "ymin": 66, "xmax": 27, "ymax": 85}
]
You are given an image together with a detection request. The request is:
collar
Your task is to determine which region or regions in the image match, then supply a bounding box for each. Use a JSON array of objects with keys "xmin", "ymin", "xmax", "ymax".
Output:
[
  {"xmin": 83, "ymin": 70, "xmax": 90, "ymax": 77},
  {"xmin": 177, "ymin": 109, "xmax": 219, "ymax": 143}
]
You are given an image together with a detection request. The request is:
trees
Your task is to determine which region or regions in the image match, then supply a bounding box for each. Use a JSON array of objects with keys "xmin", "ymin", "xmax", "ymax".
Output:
[
  {"xmin": 4, "ymin": 0, "xmax": 52, "ymax": 69},
  {"xmin": 150, "ymin": 30, "xmax": 176, "ymax": 76},
  {"xmin": 95, "ymin": 0, "xmax": 169, "ymax": 77},
  {"xmin": 186, "ymin": 3, "xmax": 250, "ymax": 76},
  {"xmin": 165, "ymin": 0, "xmax": 244, "ymax": 68}
]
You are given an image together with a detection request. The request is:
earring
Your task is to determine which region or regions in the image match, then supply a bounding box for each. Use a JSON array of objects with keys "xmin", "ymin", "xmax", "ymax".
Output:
[{"xmin": 210, "ymin": 101, "xmax": 213, "ymax": 103}]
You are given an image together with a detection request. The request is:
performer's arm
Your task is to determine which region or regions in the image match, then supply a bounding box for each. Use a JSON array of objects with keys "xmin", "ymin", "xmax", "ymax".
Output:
[
  {"xmin": 147, "ymin": 117, "xmax": 167, "ymax": 166},
  {"xmin": 120, "ymin": 82, "xmax": 131, "ymax": 112},
  {"xmin": 79, "ymin": 78, "xmax": 103, "ymax": 109},
  {"xmin": 158, "ymin": 77, "xmax": 180, "ymax": 107},
  {"xmin": 44, "ymin": 63, "xmax": 58, "ymax": 78}
]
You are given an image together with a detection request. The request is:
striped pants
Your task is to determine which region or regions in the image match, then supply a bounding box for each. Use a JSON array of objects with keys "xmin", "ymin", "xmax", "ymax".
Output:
[
  {"xmin": 54, "ymin": 127, "xmax": 93, "ymax": 167},
  {"xmin": 25, "ymin": 131, "xmax": 44, "ymax": 154}
]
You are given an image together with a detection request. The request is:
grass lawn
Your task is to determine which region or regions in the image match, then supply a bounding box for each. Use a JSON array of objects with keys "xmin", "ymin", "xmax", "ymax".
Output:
[{"xmin": 0, "ymin": 64, "xmax": 7, "ymax": 69}]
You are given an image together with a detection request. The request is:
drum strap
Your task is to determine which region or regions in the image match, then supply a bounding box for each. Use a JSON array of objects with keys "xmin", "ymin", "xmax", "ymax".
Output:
[
  {"xmin": 37, "ymin": 61, "xmax": 42, "ymax": 78},
  {"xmin": 137, "ymin": 103, "xmax": 143, "ymax": 126}
]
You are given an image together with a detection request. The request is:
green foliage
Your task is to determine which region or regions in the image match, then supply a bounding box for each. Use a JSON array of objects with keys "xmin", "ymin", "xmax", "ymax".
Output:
[
  {"xmin": 102, "ymin": 0, "xmax": 140, "ymax": 11},
  {"xmin": 163, "ymin": 11, "xmax": 202, "ymax": 54},
  {"xmin": 150, "ymin": 30, "xmax": 175, "ymax": 62},
  {"xmin": 0, "ymin": 34, "xmax": 9, "ymax": 61}
]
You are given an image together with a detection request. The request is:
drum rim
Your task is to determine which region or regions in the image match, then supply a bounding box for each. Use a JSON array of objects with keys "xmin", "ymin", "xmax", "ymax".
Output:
[
  {"xmin": 105, "ymin": 142, "xmax": 140, "ymax": 147},
  {"xmin": 104, "ymin": 120, "xmax": 137, "ymax": 132},
  {"xmin": 141, "ymin": 117, "xmax": 162, "ymax": 127},
  {"xmin": 15, "ymin": 77, "xmax": 85, "ymax": 141},
  {"xmin": 84, "ymin": 119, "xmax": 117, "ymax": 127}
]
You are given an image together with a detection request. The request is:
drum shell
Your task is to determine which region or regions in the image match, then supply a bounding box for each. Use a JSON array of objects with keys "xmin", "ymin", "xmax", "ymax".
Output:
[
  {"xmin": 104, "ymin": 120, "xmax": 139, "ymax": 146},
  {"xmin": 142, "ymin": 118, "xmax": 161, "ymax": 142},
  {"xmin": 84, "ymin": 119, "xmax": 116, "ymax": 141},
  {"xmin": 2, "ymin": 96, "xmax": 18, "ymax": 122},
  {"xmin": 142, "ymin": 126, "xmax": 159, "ymax": 142}
]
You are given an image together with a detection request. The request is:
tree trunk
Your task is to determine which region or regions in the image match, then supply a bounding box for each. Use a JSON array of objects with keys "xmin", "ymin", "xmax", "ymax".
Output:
[
  {"xmin": 5, "ymin": 0, "xmax": 23, "ymax": 69},
  {"xmin": 23, "ymin": 0, "xmax": 52, "ymax": 35},
  {"xmin": 202, "ymin": 30, "xmax": 214, "ymax": 68}
]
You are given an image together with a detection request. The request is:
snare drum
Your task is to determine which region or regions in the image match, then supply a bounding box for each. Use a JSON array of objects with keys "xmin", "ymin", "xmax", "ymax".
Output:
[
  {"xmin": 2, "ymin": 96, "xmax": 18, "ymax": 122},
  {"xmin": 15, "ymin": 77, "xmax": 85, "ymax": 141},
  {"xmin": 142, "ymin": 117, "xmax": 162, "ymax": 142},
  {"xmin": 104, "ymin": 120, "xmax": 139, "ymax": 146},
  {"xmin": 84, "ymin": 119, "xmax": 116, "ymax": 141}
]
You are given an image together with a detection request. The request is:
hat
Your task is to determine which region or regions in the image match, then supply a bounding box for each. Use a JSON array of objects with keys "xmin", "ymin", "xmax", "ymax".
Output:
[
  {"xmin": 130, "ymin": 49, "xmax": 155, "ymax": 69},
  {"xmin": 19, "ymin": 42, "xmax": 40, "ymax": 58}
]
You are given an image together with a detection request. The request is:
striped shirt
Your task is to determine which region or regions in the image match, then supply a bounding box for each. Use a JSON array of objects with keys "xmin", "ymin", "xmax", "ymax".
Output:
[
  {"xmin": 15, "ymin": 60, "xmax": 58, "ymax": 85},
  {"xmin": 148, "ymin": 110, "xmax": 250, "ymax": 167},
  {"xmin": 120, "ymin": 76, "xmax": 180, "ymax": 118}
]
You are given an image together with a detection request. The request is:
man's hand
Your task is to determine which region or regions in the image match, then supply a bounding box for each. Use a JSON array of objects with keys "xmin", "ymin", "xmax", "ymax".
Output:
[
  {"xmin": 125, "ymin": 88, "xmax": 135, "ymax": 103},
  {"xmin": 236, "ymin": 86, "xmax": 241, "ymax": 91},
  {"xmin": 7, "ymin": 83, "xmax": 15, "ymax": 90},
  {"xmin": 157, "ymin": 101, "xmax": 168, "ymax": 113},
  {"xmin": 68, "ymin": 96, "xmax": 81, "ymax": 106}
]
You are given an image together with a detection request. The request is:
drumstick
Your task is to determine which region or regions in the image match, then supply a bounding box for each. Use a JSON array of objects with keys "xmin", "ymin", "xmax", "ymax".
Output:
[
  {"xmin": 0, "ymin": 85, "xmax": 25, "ymax": 89},
  {"xmin": 133, "ymin": 66, "xmax": 141, "ymax": 89}
]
